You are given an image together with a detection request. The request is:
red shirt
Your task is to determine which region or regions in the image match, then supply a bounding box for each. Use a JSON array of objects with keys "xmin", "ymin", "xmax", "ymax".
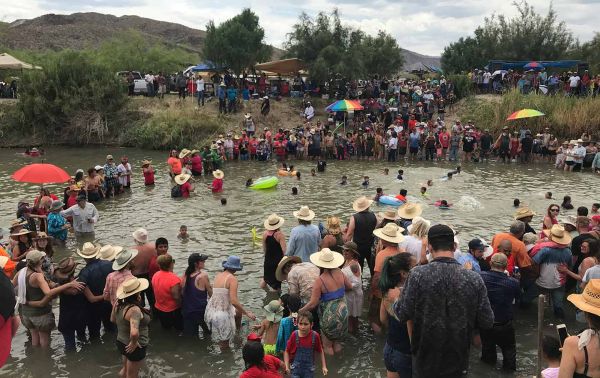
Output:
[
  {"xmin": 151, "ymin": 270, "xmax": 181, "ymax": 312},
  {"xmin": 439, "ymin": 132, "xmax": 450, "ymax": 148},
  {"xmin": 191, "ymin": 155, "xmax": 202, "ymax": 174},
  {"xmin": 249, "ymin": 140, "xmax": 258, "ymax": 154},
  {"xmin": 67, "ymin": 194, "xmax": 78, "ymax": 208},
  {"xmin": 148, "ymin": 255, "xmax": 159, "ymax": 280},
  {"xmin": 211, "ymin": 178, "xmax": 223, "ymax": 193},
  {"xmin": 181, "ymin": 181, "xmax": 192, "ymax": 198},
  {"xmin": 285, "ymin": 331, "xmax": 322, "ymax": 363},
  {"xmin": 143, "ymin": 167, "xmax": 155, "ymax": 185},
  {"xmin": 408, "ymin": 119, "xmax": 417, "ymax": 131},
  {"xmin": 395, "ymin": 194, "xmax": 406, "ymax": 202},
  {"xmin": 239, "ymin": 355, "xmax": 283, "ymax": 378}
]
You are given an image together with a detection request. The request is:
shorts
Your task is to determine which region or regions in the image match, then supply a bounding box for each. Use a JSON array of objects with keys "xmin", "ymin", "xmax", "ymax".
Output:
[
  {"xmin": 565, "ymin": 160, "xmax": 575, "ymax": 166},
  {"xmin": 409, "ymin": 147, "xmax": 419, "ymax": 154},
  {"xmin": 383, "ymin": 343, "xmax": 412, "ymax": 375},
  {"xmin": 573, "ymin": 163, "xmax": 582, "ymax": 172},
  {"xmin": 116, "ymin": 340, "xmax": 147, "ymax": 362},
  {"xmin": 21, "ymin": 311, "xmax": 55, "ymax": 332},
  {"xmin": 398, "ymin": 147, "xmax": 407, "ymax": 156}
]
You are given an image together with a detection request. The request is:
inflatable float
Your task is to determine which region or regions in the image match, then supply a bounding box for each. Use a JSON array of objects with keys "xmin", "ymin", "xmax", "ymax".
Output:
[
  {"xmin": 250, "ymin": 176, "xmax": 279, "ymax": 190},
  {"xmin": 277, "ymin": 169, "xmax": 297, "ymax": 176},
  {"xmin": 378, "ymin": 195, "xmax": 405, "ymax": 207}
]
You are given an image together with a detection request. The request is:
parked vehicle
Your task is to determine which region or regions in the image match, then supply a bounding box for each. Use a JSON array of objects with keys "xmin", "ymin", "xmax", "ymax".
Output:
[{"xmin": 116, "ymin": 71, "xmax": 147, "ymax": 95}]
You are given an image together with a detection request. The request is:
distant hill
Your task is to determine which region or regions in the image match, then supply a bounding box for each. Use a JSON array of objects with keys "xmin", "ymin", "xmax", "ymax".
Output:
[{"xmin": 2, "ymin": 12, "xmax": 439, "ymax": 69}]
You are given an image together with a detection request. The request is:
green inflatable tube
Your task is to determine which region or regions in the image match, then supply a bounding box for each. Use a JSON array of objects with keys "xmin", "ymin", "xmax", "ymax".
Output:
[{"xmin": 250, "ymin": 176, "xmax": 279, "ymax": 190}]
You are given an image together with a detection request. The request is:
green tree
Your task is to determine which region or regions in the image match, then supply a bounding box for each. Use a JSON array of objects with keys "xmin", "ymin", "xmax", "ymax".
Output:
[
  {"xmin": 441, "ymin": 1, "xmax": 576, "ymax": 73},
  {"xmin": 202, "ymin": 9, "xmax": 272, "ymax": 74},
  {"xmin": 572, "ymin": 33, "xmax": 600, "ymax": 73},
  {"xmin": 286, "ymin": 10, "xmax": 404, "ymax": 84}
]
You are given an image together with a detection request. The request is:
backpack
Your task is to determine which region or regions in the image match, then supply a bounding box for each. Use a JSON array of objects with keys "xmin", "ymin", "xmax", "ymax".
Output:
[{"xmin": 171, "ymin": 185, "xmax": 182, "ymax": 198}]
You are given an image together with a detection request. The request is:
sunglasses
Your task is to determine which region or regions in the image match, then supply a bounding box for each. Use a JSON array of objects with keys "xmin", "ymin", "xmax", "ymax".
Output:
[{"xmin": 550, "ymin": 208, "xmax": 559, "ymax": 212}]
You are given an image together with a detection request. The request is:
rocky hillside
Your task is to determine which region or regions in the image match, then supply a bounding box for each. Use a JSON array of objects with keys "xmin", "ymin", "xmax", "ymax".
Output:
[{"xmin": 2, "ymin": 12, "xmax": 438, "ymax": 68}]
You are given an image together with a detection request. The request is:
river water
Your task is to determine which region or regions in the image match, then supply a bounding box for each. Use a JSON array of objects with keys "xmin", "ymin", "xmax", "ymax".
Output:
[{"xmin": 0, "ymin": 147, "xmax": 598, "ymax": 377}]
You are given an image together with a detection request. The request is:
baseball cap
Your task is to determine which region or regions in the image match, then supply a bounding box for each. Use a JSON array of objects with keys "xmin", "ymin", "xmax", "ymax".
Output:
[
  {"xmin": 188, "ymin": 253, "xmax": 209, "ymax": 265},
  {"xmin": 468, "ymin": 239, "xmax": 486, "ymax": 251},
  {"xmin": 247, "ymin": 333, "xmax": 262, "ymax": 342},
  {"xmin": 490, "ymin": 253, "xmax": 508, "ymax": 267},
  {"xmin": 26, "ymin": 250, "xmax": 46, "ymax": 264},
  {"xmin": 106, "ymin": 154, "xmax": 114, "ymax": 160}
]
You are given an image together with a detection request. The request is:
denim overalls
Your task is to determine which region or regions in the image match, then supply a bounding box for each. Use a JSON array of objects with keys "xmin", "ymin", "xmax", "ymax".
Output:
[{"xmin": 291, "ymin": 330, "xmax": 316, "ymax": 378}]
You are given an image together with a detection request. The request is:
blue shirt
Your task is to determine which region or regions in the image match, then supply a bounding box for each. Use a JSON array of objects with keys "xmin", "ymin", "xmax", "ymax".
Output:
[
  {"xmin": 226, "ymin": 88, "xmax": 237, "ymax": 101},
  {"xmin": 480, "ymin": 270, "xmax": 520, "ymax": 323},
  {"xmin": 456, "ymin": 252, "xmax": 481, "ymax": 273},
  {"xmin": 78, "ymin": 259, "xmax": 113, "ymax": 295},
  {"xmin": 409, "ymin": 133, "xmax": 420, "ymax": 148},
  {"xmin": 47, "ymin": 212, "xmax": 68, "ymax": 241},
  {"xmin": 217, "ymin": 86, "xmax": 225, "ymax": 99},
  {"xmin": 287, "ymin": 224, "xmax": 321, "ymax": 262}
]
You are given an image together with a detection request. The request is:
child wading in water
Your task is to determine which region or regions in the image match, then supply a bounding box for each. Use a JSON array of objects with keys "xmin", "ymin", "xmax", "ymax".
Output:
[
  {"xmin": 541, "ymin": 335, "xmax": 561, "ymax": 378},
  {"xmin": 284, "ymin": 311, "xmax": 327, "ymax": 376},
  {"xmin": 253, "ymin": 299, "xmax": 284, "ymax": 355},
  {"xmin": 276, "ymin": 294, "xmax": 301, "ymax": 354}
]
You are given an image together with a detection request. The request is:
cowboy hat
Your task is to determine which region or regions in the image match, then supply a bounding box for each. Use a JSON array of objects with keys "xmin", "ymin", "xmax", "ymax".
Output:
[
  {"xmin": 190, "ymin": 149, "xmax": 199, "ymax": 155},
  {"xmin": 373, "ymin": 223, "xmax": 405, "ymax": 244},
  {"xmin": 263, "ymin": 300, "xmax": 284, "ymax": 323},
  {"xmin": 264, "ymin": 214, "xmax": 284, "ymax": 231},
  {"xmin": 222, "ymin": 255, "xmax": 243, "ymax": 271},
  {"xmin": 341, "ymin": 241, "xmax": 360, "ymax": 257},
  {"xmin": 10, "ymin": 229, "xmax": 32, "ymax": 238},
  {"xmin": 561, "ymin": 217, "xmax": 577, "ymax": 228},
  {"xmin": 99, "ymin": 245, "xmax": 123, "ymax": 261},
  {"xmin": 379, "ymin": 210, "xmax": 398, "ymax": 221},
  {"xmin": 397, "ymin": 203, "xmax": 423, "ymax": 219},
  {"xmin": 116, "ymin": 277, "xmax": 149, "ymax": 300},
  {"xmin": 310, "ymin": 248, "xmax": 345, "ymax": 269},
  {"xmin": 406, "ymin": 216, "xmax": 431, "ymax": 234},
  {"xmin": 244, "ymin": 113, "xmax": 252, "ymax": 119},
  {"xmin": 568, "ymin": 279, "xmax": 600, "ymax": 317},
  {"xmin": 326, "ymin": 217, "xmax": 342, "ymax": 235},
  {"xmin": 293, "ymin": 206, "xmax": 315, "ymax": 221},
  {"xmin": 76, "ymin": 242, "xmax": 100, "ymax": 259},
  {"xmin": 353, "ymin": 196, "xmax": 374, "ymax": 212},
  {"xmin": 178, "ymin": 149, "xmax": 191, "ymax": 159},
  {"xmin": 514, "ymin": 207, "xmax": 536, "ymax": 220},
  {"xmin": 212, "ymin": 170, "xmax": 224, "ymax": 179},
  {"xmin": 9, "ymin": 219, "xmax": 27, "ymax": 230},
  {"xmin": 132, "ymin": 228, "xmax": 149, "ymax": 244},
  {"xmin": 543, "ymin": 224, "xmax": 572, "ymax": 245},
  {"xmin": 49, "ymin": 200, "xmax": 64, "ymax": 212},
  {"xmin": 53, "ymin": 257, "xmax": 78, "ymax": 281},
  {"xmin": 174, "ymin": 173, "xmax": 191, "ymax": 185},
  {"xmin": 112, "ymin": 249, "xmax": 138, "ymax": 271},
  {"xmin": 141, "ymin": 159, "xmax": 152, "ymax": 166},
  {"xmin": 33, "ymin": 231, "xmax": 49, "ymax": 240},
  {"xmin": 275, "ymin": 255, "xmax": 302, "ymax": 282}
]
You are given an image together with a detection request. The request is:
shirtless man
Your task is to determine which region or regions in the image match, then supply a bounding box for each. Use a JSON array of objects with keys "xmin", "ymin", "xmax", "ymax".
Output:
[{"xmin": 131, "ymin": 228, "xmax": 157, "ymax": 309}]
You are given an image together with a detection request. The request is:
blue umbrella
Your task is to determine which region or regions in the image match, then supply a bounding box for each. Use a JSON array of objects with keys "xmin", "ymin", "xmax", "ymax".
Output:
[{"xmin": 190, "ymin": 62, "xmax": 222, "ymax": 72}]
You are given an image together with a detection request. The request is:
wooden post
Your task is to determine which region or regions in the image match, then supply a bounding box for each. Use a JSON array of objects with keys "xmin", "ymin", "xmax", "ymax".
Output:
[{"xmin": 537, "ymin": 294, "xmax": 546, "ymax": 378}]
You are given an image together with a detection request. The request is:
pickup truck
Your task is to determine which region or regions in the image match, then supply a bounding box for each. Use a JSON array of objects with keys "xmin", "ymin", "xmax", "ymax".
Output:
[{"xmin": 116, "ymin": 71, "xmax": 148, "ymax": 95}]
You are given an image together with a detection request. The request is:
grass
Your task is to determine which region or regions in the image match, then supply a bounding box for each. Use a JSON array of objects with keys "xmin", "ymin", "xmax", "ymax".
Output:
[{"xmin": 457, "ymin": 90, "xmax": 600, "ymax": 139}]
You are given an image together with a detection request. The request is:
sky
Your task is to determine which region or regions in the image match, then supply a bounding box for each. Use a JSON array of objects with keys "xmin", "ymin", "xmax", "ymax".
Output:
[{"xmin": 3, "ymin": 0, "xmax": 599, "ymax": 56}]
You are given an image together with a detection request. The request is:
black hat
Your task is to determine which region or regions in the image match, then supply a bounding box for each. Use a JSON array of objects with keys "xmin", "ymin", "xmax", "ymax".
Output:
[
  {"xmin": 188, "ymin": 253, "xmax": 208, "ymax": 265},
  {"xmin": 76, "ymin": 193, "xmax": 87, "ymax": 202},
  {"xmin": 427, "ymin": 224, "xmax": 454, "ymax": 241},
  {"xmin": 468, "ymin": 239, "xmax": 486, "ymax": 251}
]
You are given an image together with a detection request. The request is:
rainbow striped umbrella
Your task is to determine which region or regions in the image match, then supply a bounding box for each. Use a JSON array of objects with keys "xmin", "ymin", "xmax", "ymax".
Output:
[
  {"xmin": 506, "ymin": 109, "xmax": 545, "ymax": 121},
  {"xmin": 325, "ymin": 99, "xmax": 364, "ymax": 112}
]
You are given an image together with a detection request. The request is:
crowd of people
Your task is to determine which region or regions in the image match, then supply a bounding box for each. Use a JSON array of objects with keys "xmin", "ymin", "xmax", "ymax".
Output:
[{"xmin": 2, "ymin": 156, "xmax": 600, "ymax": 377}]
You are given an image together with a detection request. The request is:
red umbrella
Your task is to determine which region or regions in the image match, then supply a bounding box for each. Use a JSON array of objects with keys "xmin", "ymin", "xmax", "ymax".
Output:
[{"xmin": 12, "ymin": 163, "xmax": 71, "ymax": 184}]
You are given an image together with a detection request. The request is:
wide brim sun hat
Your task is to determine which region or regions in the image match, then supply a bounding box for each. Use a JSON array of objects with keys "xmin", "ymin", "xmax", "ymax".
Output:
[
  {"xmin": 76, "ymin": 242, "xmax": 100, "ymax": 259},
  {"xmin": 352, "ymin": 196, "xmax": 374, "ymax": 212},
  {"xmin": 212, "ymin": 170, "xmax": 224, "ymax": 179},
  {"xmin": 568, "ymin": 279, "xmax": 600, "ymax": 317},
  {"xmin": 116, "ymin": 277, "xmax": 149, "ymax": 300},
  {"xmin": 112, "ymin": 249, "xmax": 139, "ymax": 271},
  {"xmin": 264, "ymin": 214, "xmax": 285, "ymax": 231},
  {"xmin": 373, "ymin": 223, "xmax": 405, "ymax": 244},
  {"xmin": 293, "ymin": 206, "xmax": 315, "ymax": 221},
  {"xmin": 174, "ymin": 173, "xmax": 191, "ymax": 185},
  {"xmin": 397, "ymin": 203, "xmax": 423, "ymax": 219},
  {"xmin": 543, "ymin": 224, "xmax": 572, "ymax": 245},
  {"xmin": 309, "ymin": 248, "xmax": 345, "ymax": 269},
  {"xmin": 275, "ymin": 255, "xmax": 302, "ymax": 282}
]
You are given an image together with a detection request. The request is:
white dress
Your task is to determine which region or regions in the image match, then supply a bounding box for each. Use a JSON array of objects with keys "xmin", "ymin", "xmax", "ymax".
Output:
[
  {"xmin": 204, "ymin": 287, "xmax": 236, "ymax": 342},
  {"xmin": 341, "ymin": 264, "xmax": 364, "ymax": 317}
]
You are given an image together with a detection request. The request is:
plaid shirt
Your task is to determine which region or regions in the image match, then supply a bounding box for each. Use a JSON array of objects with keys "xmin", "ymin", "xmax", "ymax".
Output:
[
  {"xmin": 103, "ymin": 269, "xmax": 134, "ymax": 305},
  {"xmin": 103, "ymin": 163, "xmax": 119, "ymax": 185}
]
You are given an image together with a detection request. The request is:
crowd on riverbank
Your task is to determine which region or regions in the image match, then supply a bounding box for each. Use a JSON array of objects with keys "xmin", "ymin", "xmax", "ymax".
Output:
[{"xmin": 1, "ymin": 160, "xmax": 600, "ymax": 377}]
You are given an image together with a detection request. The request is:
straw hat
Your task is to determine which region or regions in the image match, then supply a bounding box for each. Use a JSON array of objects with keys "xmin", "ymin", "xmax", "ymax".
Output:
[
  {"xmin": 568, "ymin": 279, "xmax": 600, "ymax": 317},
  {"xmin": 379, "ymin": 210, "xmax": 398, "ymax": 221},
  {"xmin": 113, "ymin": 249, "xmax": 138, "ymax": 271},
  {"xmin": 98, "ymin": 245, "xmax": 123, "ymax": 261},
  {"xmin": 132, "ymin": 228, "xmax": 149, "ymax": 244},
  {"xmin": 353, "ymin": 196, "xmax": 374, "ymax": 212},
  {"xmin": 514, "ymin": 207, "xmax": 536, "ymax": 220},
  {"xmin": 10, "ymin": 229, "xmax": 32, "ymax": 238},
  {"xmin": 264, "ymin": 214, "xmax": 285, "ymax": 231},
  {"xmin": 326, "ymin": 217, "xmax": 342, "ymax": 235},
  {"xmin": 373, "ymin": 223, "xmax": 405, "ymax": 244},
  {"xmin": 179, "ymin": 149, "xmax": 191, "ymax": 159},
  {"xmin": 116, "ymin": 277, "xmax": 149, "ymax": 300},
  {"xmin": 244, "ymin": 113, "xmax": 252, "ymax": 119},
  {"xmin": 26, "ymin": 250, "xmax": 46, "ymax": 264},
  {"xmin": 190, "ymin": 149, "xmax": 199, "ymax": 155},
  {"xmin": 397, "ymin": 203, "xmax": 423, "ymax": 219},
  {"xmin": 310, "ymin": 248, "xmax": 345, "ymax": 269},
  {"xmin": 141, "ymin": 159, "xmax": 152, "ymax": 166},
  {"xmin": 212, "ymin": 170, "xmax": 224, "ymax": 179},
  {"xmin": 33, "ymin": 231, "xmax": 49, "ymax": 240},
  {"xmin": 263, "ymin": 300, "xmax": 284, "ymax": 323},
  {"xmin": 543, "ymin": 224, "xmax": 572, "ymax": 245},
  {"xmin": 293, "ymin": 206, "xmax": 315, "ymax": 221},
  {"xmin": 9, "ymin": 219, "xmax": 27, "ymax": 231},
  {"xmin": 76, "ymin": 242, "xmax": 100, "ymax": 259},
  {"xmin": 53, "ymin": 257, "xmax": 78, "ymax": 281},
  {"xmin": 174, "ymin": 173, "xmax": 191, "ymax": 185},
  {"xmin": 275, "ymin": 255, "xmax": 302, "ymax": 282}
]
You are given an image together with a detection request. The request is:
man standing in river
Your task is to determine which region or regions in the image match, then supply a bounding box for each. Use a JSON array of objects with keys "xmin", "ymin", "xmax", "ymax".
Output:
[
  {"xmin": 345, "ymin": 196, "xmax": 377, "ymax": 276},
  {"xmin": 131, "ymin": 228, "xmax": 157, "ymax": 311},
  {"xmin": 396, "ymin": 224, "xmax": 494, "ymax": 377}
]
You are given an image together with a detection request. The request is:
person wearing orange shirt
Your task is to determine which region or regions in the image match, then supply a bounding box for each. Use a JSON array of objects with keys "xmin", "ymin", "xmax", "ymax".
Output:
[
  {"xmin": 167, "ymin": 150, "xmax": 183, "ymax": 178},
  {"xmin": 0, "ymin": 247, "xmax": 16, "ymax": 278}
]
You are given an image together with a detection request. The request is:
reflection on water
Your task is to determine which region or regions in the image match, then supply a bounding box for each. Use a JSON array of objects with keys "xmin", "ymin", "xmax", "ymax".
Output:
[{"xmin": 0, "ymin": 147, "xmax": 598, "ymax": 377}]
